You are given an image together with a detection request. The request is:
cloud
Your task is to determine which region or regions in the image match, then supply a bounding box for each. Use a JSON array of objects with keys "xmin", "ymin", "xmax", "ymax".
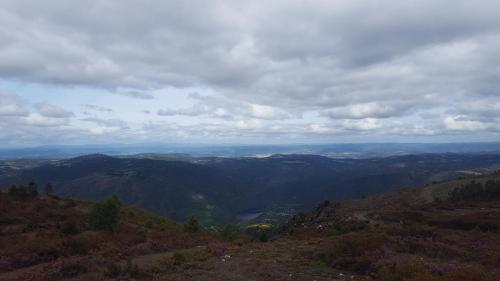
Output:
[
  {"xmin": 118, "ymin": 91, "xmax": 154, "ymax": 100},
  {"xmin": 0, "ymin": 92, "xmax": 27, "ymax": 116},
  {"xmin": 157, "ymin": 106, "xmax": 209, "ymax": 117},
  {"xmin": 34, "ymin": 102, "xmax": 74, "ymax": 118},
  {"xmin": 323, "ymin": 102, "xmax": 415, "ymax": 120},
  {"xmin": 80, "ymin": 117, "xmax": 129, "ymax": 136},
  {"xmin": 444, "ymin": 115, "xmax": 489, "ymax": 131},
  {"xmin": 80, "ymin": 117, "xmax": 129, "ymax": 129},
  {"xmin": 157, "ymin": 94, "xmax": 291, "ymax": 120},
  {"xmin": 0, "ymin": 1, "xmax": 500, "ymax": 144},
  {"xmin": 0, "ymin": 1, "xmax": 497, "ymax": 109},
  {"xmin": 82, "ymin": 104, "xmax": 113, "ymax": 113},
  {"xmin": 21, "ymin": 113, "xmax": 69, "ymax": 127}
]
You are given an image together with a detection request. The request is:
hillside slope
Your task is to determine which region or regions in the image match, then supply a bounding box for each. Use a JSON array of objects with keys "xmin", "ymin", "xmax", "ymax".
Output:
[
  {"xmin": 0, "ymin": 191, "xmax": 217, "ymax": 281},
  {"xmin": 1, "ymin": 173, "xmax": 500, "ymax": 280},
  {"xmin": 1, "ymin": 153, "xmax": 500, "ymax": 223},
  {"xmin": 284, "ymin": 172, "xmax": 500, "ymax": 280}
]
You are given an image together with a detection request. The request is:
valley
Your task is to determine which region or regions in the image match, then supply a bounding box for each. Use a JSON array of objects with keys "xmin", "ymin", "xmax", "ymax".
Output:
[
  {"xmin": 1, "ymin": 165, "xmax": 500, "ymax": 280},
  {"xmin": 2, "ymin": 153, "xmax": 500, "ymax": 225}
]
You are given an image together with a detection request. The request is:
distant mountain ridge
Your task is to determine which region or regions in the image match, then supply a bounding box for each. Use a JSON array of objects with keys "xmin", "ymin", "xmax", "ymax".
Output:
[
  {"xmin": 1, "ymin": 153, "xmax": 500, "ymax": 223},
  {"xmin": 3, "ymin": 142, "xmax": 500, "ymax": 159}
]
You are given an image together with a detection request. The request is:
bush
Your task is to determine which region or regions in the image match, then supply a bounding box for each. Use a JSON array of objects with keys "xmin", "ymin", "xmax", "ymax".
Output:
[
  {"xmin": 65, "ymin": 199, "xmax": 77, "ymax": 208},
  {"xmin": 184, "ymin": 216, "xmax": 200, "ymax": 233},
  {"xmin": 172, "ymin": 252, "xmax": 186, "ymax": 265},
  {"xmin": 8, "ymin": 183, "xmax": 38, "ymax": 199},
  {"xmin": 44, "ymin": 183, "xmax": 53, "ymax": 196},
  {"xmin": 449, "ymin": 180, "xmax": 500, "ymax": 201},
  {"xmin": 62, "ymin": 235, "xmax": 96, "ymax": 255},
  {"xmin": 220, "ymin": 224, "xmax": 240, "ymax": 241},
  {"xmin": 89, "ymin": 196, "xmax": 121, "ymax": 231},
  {"xmin": 60, "ymin": 219, "xmax": 80, "ymax": 236},
  {"xmin": 105, "ymin": 262, "xmax": 122, "ymax": 278},
  {"xmin": 144, "ymin": 215, "xmax": 166, "ymax": 229}
]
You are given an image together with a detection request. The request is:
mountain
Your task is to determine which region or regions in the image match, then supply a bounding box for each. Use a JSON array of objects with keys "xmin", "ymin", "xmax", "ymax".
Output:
[
  {"xmin": 0, "ymin": 192, "xmax": 213, "ymax": 281},
  {"xmin": 1, "ymin": 153, "xmax": 500, "ymax": 223},
  {"xmin": 3, "ymin": 142, "xmax": 500, "ymax": 159},
  {"xmin": 1, "ymin": 170, "xmax": 499, "ymax": 280},
  {"xmin": 282, "ymin": 172, "xmax": 500, "ymax": 280}
]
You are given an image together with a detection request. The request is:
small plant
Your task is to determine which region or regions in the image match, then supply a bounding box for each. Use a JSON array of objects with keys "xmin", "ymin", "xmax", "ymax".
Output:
[
  {"xmin": 124, "ymin": 260, "xmax": 140, "ymax": 278},
  {"xmin": 89, "ymin": 196, "xmax": 121, "ymax": 231},
  {"xmin": 60, "ymin": 219, "xmax": 80, "ymax": 236},
  {"xmin": 144, "ymin": 215, "xmax": 166, "ymax": 229},
  {"xmin": 220, "ymin": 224, "xmax": 240, "ymax": 241},
  {"xmin": 258, "ymin": 231, "xmax": 268, "ymax": 242},
  {"xmin": 184, "ymin": 216, "xmax": 200, "ymax": 233},
  {"xmin": 105, "ymin": 262, "xmax": 122, "ymax": 278},
  {"xmin": 44, "ymin": 183, "xmax": 53, "ymax": 196},
  {"xmin": 8, "ymin": 182, "xmax": 38, "ymax": 199},
  {"xmin": 172, "ymin": 252, "xmax": 186, "ymax": 265},
  {"xmin": 65, "ymin": 199, "xmax": 77, "ymax": 208}
]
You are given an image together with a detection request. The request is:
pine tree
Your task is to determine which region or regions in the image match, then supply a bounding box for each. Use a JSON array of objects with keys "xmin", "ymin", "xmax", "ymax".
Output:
[
  {"xmin": 44, "ymin": 183, "xmax": 53, "ymax": 196},
  {"xmin": 184, "ymin": 216, "xmax": 200, "ymax": 233}
]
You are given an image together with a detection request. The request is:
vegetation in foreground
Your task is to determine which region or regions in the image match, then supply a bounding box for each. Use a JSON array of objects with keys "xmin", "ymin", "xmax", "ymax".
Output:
[{"xmin": 1, "ymin": 173, "xmax": 500, "ymax": 280}]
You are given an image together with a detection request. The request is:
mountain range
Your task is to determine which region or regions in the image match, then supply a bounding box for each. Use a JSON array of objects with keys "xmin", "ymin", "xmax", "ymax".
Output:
[{"xmin": 2, "ymin": 153, "xmax": 500, "ymax": 224}]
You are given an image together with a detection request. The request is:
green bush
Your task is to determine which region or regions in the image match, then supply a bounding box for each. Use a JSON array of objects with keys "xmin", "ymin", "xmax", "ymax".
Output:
[
  {"xmin": 220, "ymin": 224, "xmax": 240, "ymax": 241},
  {"xmin": 89, "ymin": 196, "xmax": 121, "ymax": 231},
  {"xmin": 144, "ymin": 215, "xmax": 166, "ymax": 229},
  {"xmin": 44, "ymin": 183, "xmax": 53, "ymax": 196},
  {"xmin": 184, "ymin": 216, "xmax": 200, "ymax": 233},
  {"xmin": 8, "ymin": 182, "xmax": 38, "ymax": 199}
]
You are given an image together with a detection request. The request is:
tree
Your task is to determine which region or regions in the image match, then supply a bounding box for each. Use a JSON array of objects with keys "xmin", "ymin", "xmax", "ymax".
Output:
[
  {"xmin": 89, "ymin": 196, "xmax": 121, "ymax": 231},
  {"xmin": 8, "ymin": 183, "xmax": 38, "ymax": 199},
  {"xmin": 27, "ymin": 181, "xmax": 38, "ymax": 197},
  {"xmin": 44, "ymin": 183, "xmax": 53, "ymax": 196},
  {"xmin": 8, "ymin": 185, "xmax": 18, "ymax": 196},
  {"xmin": 184, "ymin": 216, "xmax": 200, "ymax": 233}
]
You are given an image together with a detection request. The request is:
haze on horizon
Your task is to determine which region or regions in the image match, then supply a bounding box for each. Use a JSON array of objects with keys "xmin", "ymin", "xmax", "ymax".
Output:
[{"xmin": 1, "ymin": 0, "xmax": 500, "ymax": 147}]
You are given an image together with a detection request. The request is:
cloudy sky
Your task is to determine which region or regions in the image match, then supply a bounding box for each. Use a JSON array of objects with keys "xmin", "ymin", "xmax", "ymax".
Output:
[{"xmin": 1, "ymin": 0, "xmax": 500, "ymax": 147}]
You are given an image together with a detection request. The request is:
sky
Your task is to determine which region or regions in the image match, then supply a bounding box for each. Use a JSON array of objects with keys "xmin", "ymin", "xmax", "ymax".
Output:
[{"xmin": 0, "ymin": 0, "xmax": 500, "ymax": 147}]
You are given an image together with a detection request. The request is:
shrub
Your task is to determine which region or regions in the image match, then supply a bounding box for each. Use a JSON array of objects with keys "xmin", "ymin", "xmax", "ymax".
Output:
[
  {"xmin": 62, "ymin": 235, "xmax": 96, "ymax": 255},
  {"xmin": 44, "ymin": 183, "xmax": 53, "ymax": 196},
  {"xmin": 8, "ymin": 183, "xmax": 38, "ymax": 199},
  {"xmin": 144, "ymin": 215, "xmax": 166, "ymax": 229},
  {"xmin": 259, "ymin": 231, "xmax": 268, "ymax": 242},
  {"xmin": 220, "ymin": 224, "xmax": 240, "ymax": 241},
  {"xmin": 89, "ymin": 196, "xmax": 121, "ymax": 231},
  {"xmin": 207, "ymin": 241, "xmax": 228, "ymax": 257},
  {"xmin": 105, "ymin": 262, "xmax": 122, "ymax": 278},
  {"xmin": 60, "ymin": 219, "xmax": 80, "ymax": 236},
  {"xmin": 59, "ymin": 261, "xmax": 88, "ymax": 278},
  {"xmin": 65, "ymin": 199, "xmax": 77, "ymax": 208},
  {"xmin": 449, "ymin": 180, "xmax": 500, "ymax": 201},
  {"xmin": 318, "ymin": 232, "xmax": 385, "ymax": 274},
  {"xmin": 184, "ymin": 216, "xmax": 199, "ymax": 233},
  {"xmin": 172, "ymin": 252, "xmax": 186, "ymax": 265},
  {"xmin": 124, "ymin": 260, "xmax": 140, "ymax": 278}
]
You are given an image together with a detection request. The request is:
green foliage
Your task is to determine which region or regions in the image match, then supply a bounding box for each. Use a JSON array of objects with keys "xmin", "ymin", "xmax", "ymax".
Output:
[
  {"xmin": 8, "ymin": 182, "xmax": 38, "ymax": 199},
  {"xmin": 89, "ymin": 196, "xmax": 121, "ymax": 231},
  {"xmin": 65, "ymin": 199, "xmax": 77, "ymax": 208},
  {"xmin": 172, "ymin": 252, "xmax": 187, "ymax": 265},
  {"xmin": 449, "ymin": 180, "xmax": 500, "ymax": 201},
  {"xmin": 184, "ymin": 216, "xmax": 200, "ymax": 233},
  {"xmin": 327, "ymin": 221, "xmax": 368, "ymax": 236},
  {"xmin": 258, "ymin": 231, "xmax": 268, "ymax": 242},
  {"xmin": 44, "ymin": 183, "xmax": 53, "ymax": 196},
  {"xmin": 327, "ymin": 227, "xmax": 343, "ymax": 236},
  {"xmin": 144, "ymin": 215, "xmax": 166, "ymax": 229},
  {"xmin": 220, "ymin": 224, "xmax": 240, "ymax": 241}
]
